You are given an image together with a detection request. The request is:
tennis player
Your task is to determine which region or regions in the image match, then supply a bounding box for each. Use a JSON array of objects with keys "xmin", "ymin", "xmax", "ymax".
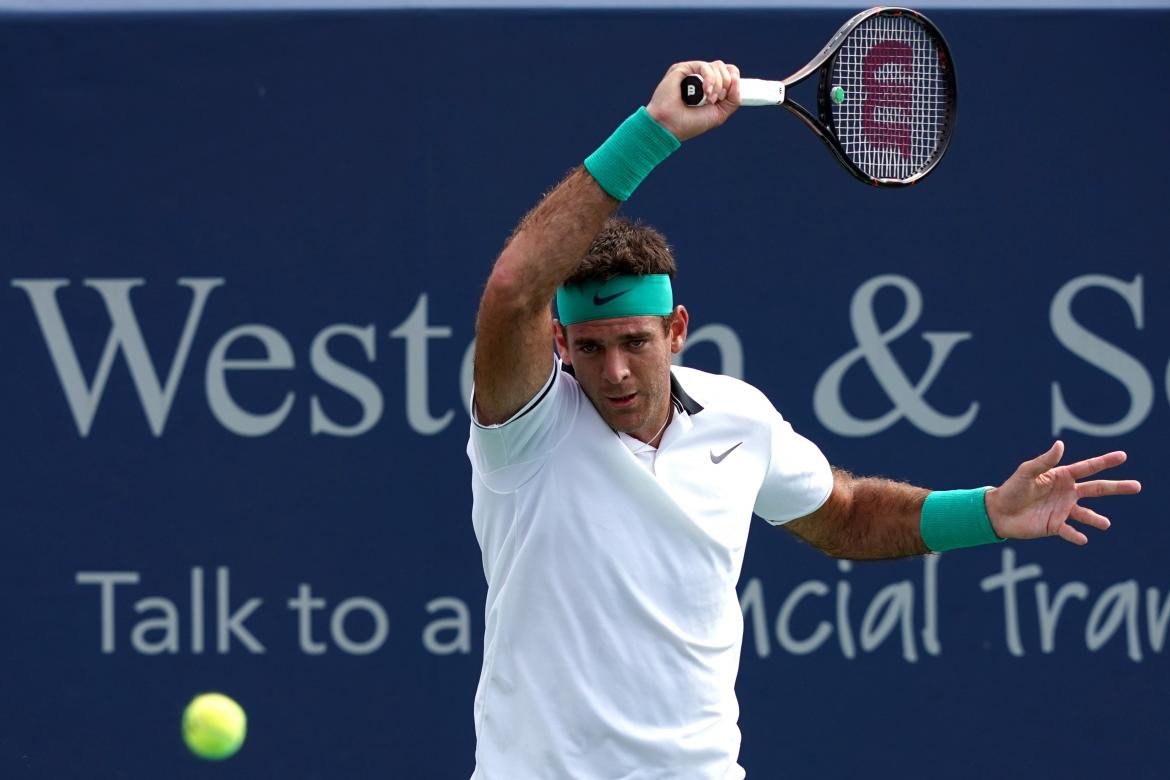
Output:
[{"xmin": 466, "ymin": 60, "xmax": 1140, "ymax": 779}]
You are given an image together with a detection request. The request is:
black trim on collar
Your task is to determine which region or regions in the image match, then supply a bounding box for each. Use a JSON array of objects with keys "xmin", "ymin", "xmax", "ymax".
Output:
[
  {"xmin": 670, "ymin": 370, "xmax": 704, "ymax": 415},
  {"xmin": 560, "ymin": 362, "xmax": 704, "ymax": 416}
]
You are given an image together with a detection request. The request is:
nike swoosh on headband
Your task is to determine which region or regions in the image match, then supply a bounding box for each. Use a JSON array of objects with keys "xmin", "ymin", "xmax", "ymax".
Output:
[{"xmin": 593, "ymin": 288, "xmax": 632, "ymax": 306}]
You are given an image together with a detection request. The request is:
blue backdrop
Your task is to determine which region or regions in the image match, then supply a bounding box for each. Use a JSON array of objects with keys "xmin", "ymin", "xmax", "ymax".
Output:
[{"xmin": 1, "ymin": 7, "xmax": 1167, "ymax": 779}]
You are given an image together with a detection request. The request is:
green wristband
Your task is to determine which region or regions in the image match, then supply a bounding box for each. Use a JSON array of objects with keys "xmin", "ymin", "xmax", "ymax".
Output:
[
  {"xmin": 920, "ymin": 487, "xmax": 1004, "ymax": 552},
  {"xmin": 584, "ymin": 107, "xmax": 681, "ymax": 201}
]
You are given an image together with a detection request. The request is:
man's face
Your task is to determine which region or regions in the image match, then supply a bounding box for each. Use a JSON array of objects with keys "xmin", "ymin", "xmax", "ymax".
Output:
[{"xmin": 555, "ymin": 307, "xmax": 688, "ymax": 444}]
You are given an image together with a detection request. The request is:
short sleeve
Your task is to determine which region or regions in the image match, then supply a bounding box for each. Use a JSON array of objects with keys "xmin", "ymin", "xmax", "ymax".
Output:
[
  {"xmin": 753, "ymin": 411, "xmax": 833, "ymax": 525},
  {"xmin": 467, "ymin": 361, "xmax": 579, "ymax": 493}
]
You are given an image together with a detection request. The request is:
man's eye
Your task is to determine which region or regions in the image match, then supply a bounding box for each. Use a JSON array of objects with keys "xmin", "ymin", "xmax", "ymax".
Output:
[
  {"xmin": 579, "ymin": 344, "xmax": 598, "ymax": 354},
  {"xmin": 628, "ymin": 340, "xmax": 645, "ymax": 349}
]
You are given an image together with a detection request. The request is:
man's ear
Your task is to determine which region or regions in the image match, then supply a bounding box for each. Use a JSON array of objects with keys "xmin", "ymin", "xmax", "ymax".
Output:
[
  {"xmin": 553, "ymin": 319, "xmax": 571, "ymax": 364},
  {"xmin": 669, "ymin": 305, "xmax": 689, "ymax": 354}
]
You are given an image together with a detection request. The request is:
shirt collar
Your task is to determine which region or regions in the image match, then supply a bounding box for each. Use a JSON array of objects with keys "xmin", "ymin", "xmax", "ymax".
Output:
[{"xmin": 669, "ymin": 370, "xmax": 704, "ymax": 416}]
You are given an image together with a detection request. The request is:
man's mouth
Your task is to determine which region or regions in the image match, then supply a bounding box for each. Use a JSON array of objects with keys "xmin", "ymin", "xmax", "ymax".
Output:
[{"xmin": 607, "ymin": 392, "xmax": 637, "ymax": 408}]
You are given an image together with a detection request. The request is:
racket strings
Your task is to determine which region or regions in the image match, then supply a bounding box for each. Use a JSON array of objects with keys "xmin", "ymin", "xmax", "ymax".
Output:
[{"xmin": 831, "ymin": 14, "xmax": 951, "ymax": 181}]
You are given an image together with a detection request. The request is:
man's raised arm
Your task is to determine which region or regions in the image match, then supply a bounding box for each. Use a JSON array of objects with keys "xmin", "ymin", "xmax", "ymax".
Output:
[
  {"xmin": 473, "ymin": 169, "xmax": 616, "ymax": 425},
  {"xmin": 472, "ymin": 60, "xmax": 741, "ymax": 424}
]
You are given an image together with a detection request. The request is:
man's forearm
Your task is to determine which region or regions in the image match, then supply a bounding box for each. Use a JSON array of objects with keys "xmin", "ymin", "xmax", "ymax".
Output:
[
  {"xmin": 841, "ymin": 475, "xmax": 932, "ymax": 559},
  {"xmin": 789, "ymin": 470, "xmax": 931, "ymax": 560},
  {"xmin": 486, "ymin": 166, "xmax": 617, "ymax": 313}
]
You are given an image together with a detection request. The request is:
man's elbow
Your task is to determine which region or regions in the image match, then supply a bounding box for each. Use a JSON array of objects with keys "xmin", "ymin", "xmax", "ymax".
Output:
[
  {"xmin": 479, "ymin": 260, "xmax": 547, "ymax": 323},
  {"xmin": 782, "ymin": 473, "xmax": 861, "ymax": 558}
]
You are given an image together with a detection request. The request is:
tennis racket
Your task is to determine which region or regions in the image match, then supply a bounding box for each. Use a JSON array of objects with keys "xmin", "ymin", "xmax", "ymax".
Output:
[{"xmin": 682, "ymin": 6, "xmax": 956, "ymax": 187}]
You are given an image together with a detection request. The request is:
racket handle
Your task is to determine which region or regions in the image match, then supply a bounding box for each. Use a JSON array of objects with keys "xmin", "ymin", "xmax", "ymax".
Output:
[{"xmin": 679, "ymin": 74, "xmax": 785, "ymax": 107}]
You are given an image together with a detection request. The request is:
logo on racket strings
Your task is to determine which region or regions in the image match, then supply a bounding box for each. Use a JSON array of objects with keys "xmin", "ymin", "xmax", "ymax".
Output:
[{"xmin": 862, "ymin": 40, "xmax": 914, "ymax": 158}]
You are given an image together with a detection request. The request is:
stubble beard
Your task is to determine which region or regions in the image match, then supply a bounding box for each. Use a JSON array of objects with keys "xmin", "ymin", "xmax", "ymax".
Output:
[{"xmin": 595, "ymin": 373, "xmax": 669, "ymax": 443}]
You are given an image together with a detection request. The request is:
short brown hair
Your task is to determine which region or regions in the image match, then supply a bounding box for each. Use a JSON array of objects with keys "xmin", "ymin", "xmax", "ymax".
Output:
[{"xmin": 564, "ymin": 217, "xmax": 677, "ymax": 286}]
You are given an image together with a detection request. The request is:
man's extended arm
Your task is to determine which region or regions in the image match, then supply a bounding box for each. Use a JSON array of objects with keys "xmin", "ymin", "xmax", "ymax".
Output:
[
  {"xmin": 473, "ymin": 60, "xmax": 741, "ymax": 424},
  {"xmin": 785, "ymin": 441, "xmax": 1140, "ymax": 560}
]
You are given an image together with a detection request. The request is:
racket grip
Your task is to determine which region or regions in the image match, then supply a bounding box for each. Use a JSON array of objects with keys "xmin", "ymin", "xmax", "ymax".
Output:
[
  {"xmin": 680, "ymin": 75, "xmax": 705, "ymax": 106},
  {"xmin": 679, "ymin": 74, "xmax": 785, "ymax": 107}
]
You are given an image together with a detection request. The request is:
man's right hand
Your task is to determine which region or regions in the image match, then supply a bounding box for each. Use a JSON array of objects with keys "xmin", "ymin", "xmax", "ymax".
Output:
[{"xmin": 646, "ymin": 60, "xmax": 741, "ymax": 142}]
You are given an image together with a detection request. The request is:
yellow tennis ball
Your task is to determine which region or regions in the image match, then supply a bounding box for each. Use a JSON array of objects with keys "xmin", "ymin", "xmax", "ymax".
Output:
[{"xmin": 182, "ymin": 692, "xmax": 247, "ymax": 760}]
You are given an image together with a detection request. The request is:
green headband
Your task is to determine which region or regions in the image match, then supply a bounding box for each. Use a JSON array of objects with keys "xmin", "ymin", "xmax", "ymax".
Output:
[{"xmin": 556, "ymin": 274, "xmax": 673, "ymax": 326}]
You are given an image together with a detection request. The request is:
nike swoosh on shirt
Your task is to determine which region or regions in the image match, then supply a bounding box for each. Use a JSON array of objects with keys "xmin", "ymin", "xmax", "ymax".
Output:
[
  {"xmin": 710, "ymin": 442, "xmax": 743, "ymax": 464},
  {"xmin": 593, "ymin": 288, "xmax": 632, "ymax": 305}
]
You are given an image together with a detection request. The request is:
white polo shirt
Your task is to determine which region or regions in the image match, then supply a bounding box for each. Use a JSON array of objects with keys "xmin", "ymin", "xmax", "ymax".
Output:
[{"xmin": 467, "ymin": 363, "xmax": 833, "ymax": 779}]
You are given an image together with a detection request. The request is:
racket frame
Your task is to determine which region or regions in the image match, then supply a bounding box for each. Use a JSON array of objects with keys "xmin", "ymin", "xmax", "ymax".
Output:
[
  {"xmin": 682, "ymin": 6, "xmax": 958, "ymax": 187},
  {"xmin": 807, "ymin": 6, "xmax": 958, "ymax": 187}
]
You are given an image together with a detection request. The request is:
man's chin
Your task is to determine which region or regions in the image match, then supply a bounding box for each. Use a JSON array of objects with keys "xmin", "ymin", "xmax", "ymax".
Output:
[
  {"xmin": 598, "ymin": 406, "xmax": 644, "ymax": 435},
  {"xmin": 607, "ymin": 415, "xmax": 643, "ymax": 435}
]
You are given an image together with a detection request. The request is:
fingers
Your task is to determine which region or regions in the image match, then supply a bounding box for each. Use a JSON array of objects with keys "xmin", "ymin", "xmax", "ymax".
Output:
[
  {"xmin": 1024, "ymin": 440, "xmax": 1065, "ymax": 477},
  {"xmin": 1027, "ymin": 444, "xmax": 1139, "ymax": 489},
  {"xmin": 1056, "ymin": 523, "xmax": 1089, "ymax": 546},
  {"xmin": 1076, "ymin": 479, "xmax": 1143, "ymax": 498},
  {"xmin": 699, "ymin": 61, "xmax": 722, "ymax": 103},
  {"xmin": 1065, "ymin": 450, "xmax": 1128, "ymax": 480},
  {"xmin": 1057, "ymin": 502, "xmax": 1113, "ymax": 546},
  {"xmin": 1069, "ymin": 503, "xmax": 1111, "ymax": 531},
  {"xmin": 726, "ymin": 63, "xmax": 741, "ymax": 104},
  {"xmin": 701, "ymin": 60, "xmax": 736, "ymax": 104},
  {"xmin": 651, "ymin": 60, "xmax": 740, "ymax": 142},
  {"xmin": 1058, "ymin": 491, "xmax": 1135, "ymax": 546},
  {"xmin": 668, "ymin": 60, "xmax": 739, "ymax": 105}
]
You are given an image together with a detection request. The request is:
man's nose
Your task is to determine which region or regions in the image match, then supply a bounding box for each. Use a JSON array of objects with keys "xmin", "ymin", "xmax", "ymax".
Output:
[{"xmin": 602, "ymin": 350, "xmax": 630, "ymax": 384}]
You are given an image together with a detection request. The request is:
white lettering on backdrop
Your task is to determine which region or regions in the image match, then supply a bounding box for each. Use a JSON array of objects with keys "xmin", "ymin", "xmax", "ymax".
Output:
[{"xmin": 12, "ymin": 273, "xmax": 1167, "ymax": 438}]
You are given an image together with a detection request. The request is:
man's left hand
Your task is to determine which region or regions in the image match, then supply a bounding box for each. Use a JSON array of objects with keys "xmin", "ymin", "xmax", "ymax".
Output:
[{"xmin": 986, "ymin": 441, "xmax": 1142, "ymax": 545}]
